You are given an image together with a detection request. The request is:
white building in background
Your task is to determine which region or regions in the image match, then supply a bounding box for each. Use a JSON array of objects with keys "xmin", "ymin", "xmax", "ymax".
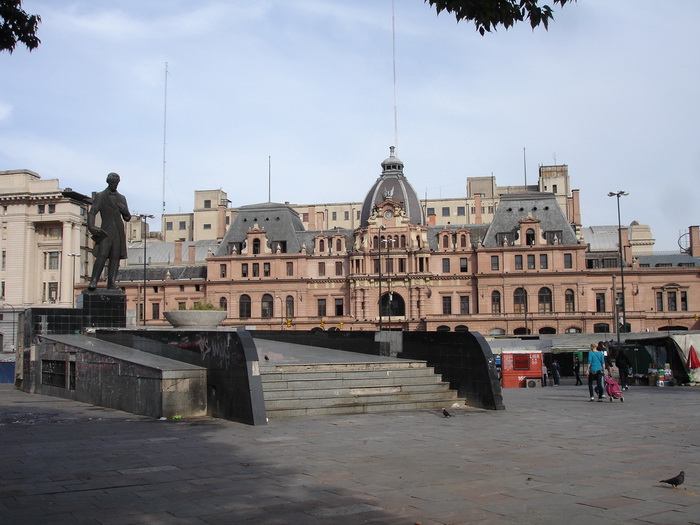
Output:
[{"xmin": 0, "ymin": 169, "xmax": 92, "ymax": 352}]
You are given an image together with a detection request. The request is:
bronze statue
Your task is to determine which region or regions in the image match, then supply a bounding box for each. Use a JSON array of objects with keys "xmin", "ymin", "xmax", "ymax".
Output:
[{"xmin": 87, "ymin": 172, "xmax": 131, "ymax": 290}]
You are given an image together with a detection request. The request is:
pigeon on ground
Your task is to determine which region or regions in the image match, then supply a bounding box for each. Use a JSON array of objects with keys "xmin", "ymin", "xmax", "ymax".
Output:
[
  {"xmin": 442, "ymin": 408, "xmax": 452, "ymax": 418},
  {"xmin": 660, "ymin": 471, "xmax": 684, "ymax": 488},
  {"xmin": 264, "ymin": 355, "xmax": 269, "ymax": 361}
]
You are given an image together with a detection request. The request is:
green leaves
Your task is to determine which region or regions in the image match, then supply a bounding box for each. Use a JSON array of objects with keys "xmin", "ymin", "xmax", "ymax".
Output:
[
  {"xmin": 425, "ymin": 0, "xmax": 574, "ymax": 35},
  {"xmin": 0, "ymin": 0, "xmax": 41, "ymax": 53}
]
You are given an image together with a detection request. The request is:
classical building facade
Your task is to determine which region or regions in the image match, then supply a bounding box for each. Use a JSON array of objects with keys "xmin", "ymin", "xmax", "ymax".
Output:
[
  {"xmin": 115, "ymin": 151, "xmax": 700, "ymax": 335},
  {"xmin": 0, "ymin": 169, "xmax": 92, "ymax": 352}
]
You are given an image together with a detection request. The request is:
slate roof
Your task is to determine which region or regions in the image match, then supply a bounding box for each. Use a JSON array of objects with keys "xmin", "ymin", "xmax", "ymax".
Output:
[
  {"xmin": 482, "ymin": 193, "xmax": 579, "ymax": 247},
  {"xmin": 581, "ymin": 225, "xmax": 619, "ymax": 251},
  {"xmin": 126, "ymin": 240, "xmax": 218, "ymax": 265},
  {"xmin": 636, "ymin": 254, "xmax": 700, "ymax": 267},
  {"xmin": 117, "ymin": 265, "xmax": 206, "ymax": 282}
]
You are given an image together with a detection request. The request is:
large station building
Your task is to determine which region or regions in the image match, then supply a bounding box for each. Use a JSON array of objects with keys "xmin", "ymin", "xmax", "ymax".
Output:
[{"xmin": 114, "ymin": 150, "xmax": 700, "ymax": 335}]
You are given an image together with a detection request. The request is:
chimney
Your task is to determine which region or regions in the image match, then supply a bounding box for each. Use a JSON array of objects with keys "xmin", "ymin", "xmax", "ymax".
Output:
[
  {"xmin": 308, "ymin": 206, "xmax": 316, "ymax": 230},
  {"xmin": 427, "ymin": 211, "xmax": 436, "ymax": 226},
  {"xmin": 621, "ymin": 226, "xmax": 630, "ymax": 265},
  {"xmin": 569, "ymin": 188, "xmax": 581, "ymax": 225},
  {"xmin": 689, "ymin": 225, "xmax": 700, "ymax": 257},
  {"xmin": 217, "ymin": 202, "xmax": 227, "ymax": 241},
  {"xmin": 174, "ymin": 240, "xmax": 183, "ymax": 265},
  {"xmin": 188, "ymin": 244, "xmax": 196, "ymax": 263},
  {"xmin": 475, "ymin": 193, "xmax": 482, "ymax": 224}
]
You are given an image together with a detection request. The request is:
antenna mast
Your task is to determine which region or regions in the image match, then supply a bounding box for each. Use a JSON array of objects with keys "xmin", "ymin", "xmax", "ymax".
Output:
[
  {"xmin": 392, "ymin": 0, "xmax": 399, "ymax": 152},
  {"xmin": 268, "ymin": 156, "xmax": 271, "ymax": 202},
  {"xmin": 161, "ymin": 62, "xmax": 169, "ymax": 217},
  {"xmin": 523, "ymin": 147, "xmax": 527, "ymax": 188}
]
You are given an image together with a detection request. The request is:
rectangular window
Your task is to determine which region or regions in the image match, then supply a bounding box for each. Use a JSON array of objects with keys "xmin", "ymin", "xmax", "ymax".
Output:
[
  {"xmin": 460, "ymin": 296, "xmax": 470, "ymax": 315},
  {"xmin": 220, "ymin": 264, "xmax": 227, "ymax": 278},
  {"xmin": 166, "ymin": 222, "xmax": 173, "ymax": 231},
  {"xmin": 241, "ymin": 263, "xmax": 248, "ymax": 277},
  {"xmin": 681, "ymin": 291, "xmax": 688, "ymax": 311},
  {"xmin": 442, "ymin": 207, "xmax": 450, "ymax": 217},
  {"xmin": 335, "ymin": 261, "xmax": 343, "ymax": 276},
  {"xmin": 427, "ymin": 207, "xmax": 435, "ymax": 216},
  {"xmin": 204, "ymin": 199, "xmax": 211, "ymax": 208},
  {"xmin": 515, "ymin": 255, "xmax": 523, "ymax": 270},
  {"xmin": 152, "ymin": 303, "xmax": 160, "ymax": 320},
  {"xmin": 442, "ymin": 258, "xmax": 450, "ymax": 273},
  {"xmin": 527, "ymin": 254, "xmax": 535, "ymax": 269},
  {"xmin": 596, "ymin": 293, "xmax": 606, "ymax": 313},
  {"xmin": 46, "ymin": 251, "xmax": 60, "ymax": 270},
  {"xmin": 332, "ymin": 211, "xmax": 337, "ymax": 221},
  {"xmin": 263, "ymin": 263, "xmax": 270, "ymax": 277},
  {"xmin": 334, "ymin": 298, "xmax": 343, "ymax": 316},
  {"xmin": 488, "ymin": 205, "xmax": 494, "ymax": 214},
  {"xmin": 668, "ymin": 291, "xmax": 677, "ymax": 312},
  {"xmin": 398, "ymin": 258, "xmax": 406, "ymax": 273},
  {"xmin": 179, "ymin": 221, "xmax": 186, "ymax": 230},
  {"xmin": 656, "ymin": 291, "xmax": 664, "ymax": 312},
  {"xmin": 38, "ymin": 204, "xmax": 45, "ymax": 214},
  {"xmin": 344, "ymin": 211, "xmax": 349, "ymax": 220},
  {"xmin": 1, "ymin": 250, "xmax": 5, "ymax": 270},
  {"xmin": 564, "ymin": 253, "xmax": 573, "ymax": 269},
  {"xmin": 252, "ymin": 263, "xmax": 259, "ymax": 277},
  {"xmin": 470, "ymin": 206, "xmax": 476, "ymax": 214},
  {"xmin": 41, "ymin": 360, "xmax": 66, "ymax": 388},
  {"xmin": 318, "ymin": 262, "xmax": 325, "ymax": 276},
  {"xmin": 302, "ymin": 213, "xmax": 309, "ymax": 222},
  {"xmin": 179, "ymin": 285, "xmax": 185, "ymax": 292},
  {"xmin": 386, "ymin": 258, "xmax": 393, "ymax": 273},
  {"xmin": 374, "ymin": 259, "xmax": 380, "ymax": 274},
  {"xmin": 48, "ymin": 204, "xmax": 55, "ymax": 213},
  {"xmin": 178, "ymin": 302, "xmax": 186, "ymax": 311},
  {"xmin": 457, "ymin": 206, "xmax": 465, "ymax": 216},
  {"xmin": 317, "ymin": 298, "xmax": 326, "ymax": 317},
  {"xmin": 48, "ymin": 282, "xmax": 58, "ymax": 303},
  {"xmin": 540, "ymin": 254, "xmax": 548, "ymax": 269},
  {"xmin": 203, "ymin": 224, "xmax": 212, "ymax": 230},
  {"xmin": 602, "ymin": 258, "xmax": 618, "ymax": 268},
  {"xmin": 286, "ymin": 262, "xmax": 293, "ymax": 276},
  {"xmin": 459, "ymin": 257, "xmax": 468, "ymax": 272},
  {"xmin": 442, "ymin": 296, "xmax": 452, "ymax": 315},
  {"xmin": 491, "ymin": 256, "xmax": 499, "ymax": 271}
]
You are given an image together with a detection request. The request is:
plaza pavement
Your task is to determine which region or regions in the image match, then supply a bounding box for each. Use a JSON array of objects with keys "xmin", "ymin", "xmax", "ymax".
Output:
[{"xmin": 0, "ymin": 380, "xmax": 698, "ymax": 525}]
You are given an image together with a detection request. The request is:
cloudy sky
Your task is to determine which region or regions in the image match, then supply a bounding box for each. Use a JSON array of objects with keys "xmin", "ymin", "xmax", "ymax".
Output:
[{"xmin": 1, "ymin": 1, "xmax": 698, "ymax": 250}]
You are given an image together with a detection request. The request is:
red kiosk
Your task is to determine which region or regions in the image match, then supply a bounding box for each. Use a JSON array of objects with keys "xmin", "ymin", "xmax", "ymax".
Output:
[{"xmin": 501, "ymin": 350, "xmax": 544, "ymax": 388}]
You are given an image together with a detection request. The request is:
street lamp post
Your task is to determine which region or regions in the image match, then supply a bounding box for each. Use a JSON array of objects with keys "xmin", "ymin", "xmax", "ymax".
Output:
[
  {"xmin": 382, "ymin": 237, "xmax": 395, "ymax": 330},
  {"xmin": 67, "ymin": 253, "xmax": 80, "ymax": 308},
  {"xmin": 134, "ymin": 213, "xmax": 155, "ymax": 325},
  {"xmin": 608, "ymin": 191, "xmax": 628, "ymax": 346},
  {"xmin": 378, "ymin": 225, "xmax": 386, "ymax": 331}
]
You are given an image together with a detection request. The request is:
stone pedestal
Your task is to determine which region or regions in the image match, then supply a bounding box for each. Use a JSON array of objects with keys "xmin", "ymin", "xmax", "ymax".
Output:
[{"xmin": 78, "ymin": 289, "xmax": 126, "ymax": 328}]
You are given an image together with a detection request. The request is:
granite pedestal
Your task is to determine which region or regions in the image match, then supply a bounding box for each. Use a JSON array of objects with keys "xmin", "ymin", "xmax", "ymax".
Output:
[{"xmin": 78, "ymin": 289, "xmax": 126, "ymax": 328}]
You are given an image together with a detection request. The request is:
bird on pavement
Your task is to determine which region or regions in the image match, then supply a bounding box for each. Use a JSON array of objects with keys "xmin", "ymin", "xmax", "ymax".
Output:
[
  {"xmin": 660, "ymin": 471, "xmax": 684, "ymax": 488},
  {"xmin": 264, "ymin": 355, "xmax": 269, "ymax": 361},
  {"xmin": 442, "ymin": 408, "xmax": 452, "ymax": 418}
]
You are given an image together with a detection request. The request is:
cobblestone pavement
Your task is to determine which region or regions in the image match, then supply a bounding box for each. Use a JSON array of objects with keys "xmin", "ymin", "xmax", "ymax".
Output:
[{"xmin": 1, "ymin": 382, "xmax": 698, "ymax": 524}]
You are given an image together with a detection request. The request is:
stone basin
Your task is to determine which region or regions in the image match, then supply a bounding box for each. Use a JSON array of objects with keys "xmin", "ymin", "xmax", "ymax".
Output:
[{"xmin": 163, "ymin": 310, "xmax": 227, "ymax": 327}]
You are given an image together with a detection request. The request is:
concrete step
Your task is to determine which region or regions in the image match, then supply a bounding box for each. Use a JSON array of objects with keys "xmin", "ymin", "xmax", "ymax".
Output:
[
  {"xmin": 263, "ymin": 381, "xmax": 454, "ymax": 400},
  {"xmin": 260, "ymin": 359, "xmax": 460, "ymax": 418}
]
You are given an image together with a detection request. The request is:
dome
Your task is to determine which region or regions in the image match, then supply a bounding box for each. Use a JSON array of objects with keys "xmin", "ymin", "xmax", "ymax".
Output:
[{"xmin": 360, "ymin": 147, "xmax": 425, "ymax": 226}]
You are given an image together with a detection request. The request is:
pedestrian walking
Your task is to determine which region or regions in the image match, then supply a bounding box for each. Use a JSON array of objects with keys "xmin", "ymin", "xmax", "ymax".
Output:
[
  {"xmin": 573, "ymin": 357, "xmax": 583, "ymax": 385},
  {"xmin": 551, "ymin": 360, "xmax": 560, "ymax": 386},
  {"xmin": 587, "ymin": 343, "xmax": 606, "ymax": 401},
  {"xmin": 616, "ymin": 348, "xmax": 630, "ymax": 390},
  {"xmin": 542, "ymin": 362, "xmax": 548, "ymax": 387}
]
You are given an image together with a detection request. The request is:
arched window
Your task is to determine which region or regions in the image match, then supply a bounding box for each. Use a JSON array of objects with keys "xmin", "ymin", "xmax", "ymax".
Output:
[
  {"xmin": 436, "ymin": 325, "xmax": 450, "ymax": 332},
  {"xmin": 261, "ymin": 294, "xmax": 274, "ymax": 319},
  {"xmin": 285, "ymin": 295, "xmax": 295, "ymax": 318},
  {"xmin": 319, "ymin": 239, "xmax": 325, "ymax": 253},
  {"xmin": 526, "ymin": 228, "xmax": 535, "ymax": 245},
  {"xmin": 442, "ymin": 235, "xmax": 449, "ymax": 249},
  {"xmin": 539, "ymin": 326, "xmax": 556, "ymax": 334},
  {"xmin": 219, "ymin": 297, "xmax": 227, "ymax": 311},
  {"xmin": 400, "ymin": 235, "xmax": 406, "ymax": 247},
  {"xmin": 252, "ymin": 238, "xmax": 260, "ymax": 255},
  {"xmin": 416, "ymin": 235, "xmax": 421, "ymax": 248},
  {"xmin": 538, "ymin": 287, "xmax": 552, "ymax": 313},
  {"xmin": 514, "ymin": 287, "xmax": 528, "ymax": 314},
  {"xmin": 565, "ymin": 289, "xmax": 576, "ymax": 313},
  {"xmin": 239, "ymin": 295, "xmax": 251, "ymax": 319},
  {"xmin": 491, "ymin": 291, "xmax": 501, "ymax": 314},
  {"xmin": 460, "ymin": 234, "xmax": 467, "ymax": 248},
  {"xmin": 594, "ymin": 323, "xmax": 610, "ymax": 333},
  {"xmin": 373, "ymin": 236, "xmax": 379, "ymax": 249},
  {"xmin": 336, "ymin": 238, "xmax": 342, "ymax": 252}
]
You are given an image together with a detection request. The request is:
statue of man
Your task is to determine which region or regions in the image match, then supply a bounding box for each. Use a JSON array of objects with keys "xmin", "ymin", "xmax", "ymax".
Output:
[{"xmin": 87, "ymin": 172, "xmax": 131, "ymax": 290}]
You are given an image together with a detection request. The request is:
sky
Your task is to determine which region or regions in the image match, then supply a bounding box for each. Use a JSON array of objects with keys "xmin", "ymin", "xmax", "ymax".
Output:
[{"xmin": 1, "ymin": 0, "xmax": 698, "ymax": 251}]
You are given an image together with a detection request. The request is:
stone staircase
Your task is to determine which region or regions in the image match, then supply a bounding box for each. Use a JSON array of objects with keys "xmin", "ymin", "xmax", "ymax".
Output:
[{"xmin": 260, "ymin": 360, "xmax": 460, "ymax": 418}]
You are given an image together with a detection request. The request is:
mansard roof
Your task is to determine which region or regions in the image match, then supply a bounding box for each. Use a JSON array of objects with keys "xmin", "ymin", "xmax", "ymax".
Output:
[
  {"xmin": 216, "ymin": 202, "xmax": 306, "ymax": 256},
  {"xmin": 482, "ymin": 193, "xmax": 579, "ymax": 247}
]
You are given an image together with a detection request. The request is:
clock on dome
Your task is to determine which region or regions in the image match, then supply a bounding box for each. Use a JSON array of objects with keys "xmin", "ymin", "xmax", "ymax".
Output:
[{"xmin": 384, "ymin": 210, "xmax": 394, "ymax": 220}]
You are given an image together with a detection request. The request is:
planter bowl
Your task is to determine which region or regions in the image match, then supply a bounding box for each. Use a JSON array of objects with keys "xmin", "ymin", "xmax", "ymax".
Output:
[{"xmin": 164, "ymin": 310, "xmax": 227, "ymax": 328}]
